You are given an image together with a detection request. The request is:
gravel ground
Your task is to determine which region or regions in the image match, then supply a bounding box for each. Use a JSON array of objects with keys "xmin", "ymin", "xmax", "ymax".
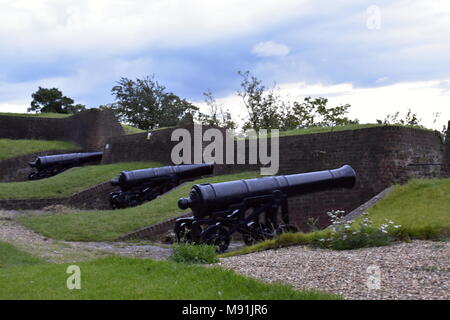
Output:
[{"xmin": 218, "ymin": 241, "xmax": 450, "ymax": 300}]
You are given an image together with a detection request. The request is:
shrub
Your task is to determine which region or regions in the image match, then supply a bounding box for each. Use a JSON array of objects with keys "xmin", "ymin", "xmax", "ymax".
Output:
[
  {"xmin": 315, "ymin": 210, "xmax": 403, "ymax": 250},
  {"xmin": 170, "ymin": 244, "xmax": 219, "ymax": 264}
]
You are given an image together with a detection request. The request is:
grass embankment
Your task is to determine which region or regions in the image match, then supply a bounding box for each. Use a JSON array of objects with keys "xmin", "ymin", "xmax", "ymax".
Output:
[
  {"xmin": 0, "ymin": 162, "xmax": 161, "ymax": 199},
  {"xmin": 18, "ymin": 172, "xmax": 261, "ymax": 241},
  {"xmin": 0, "ymin": 241, "xmax": 44, "ymax": 268},
  {"xmin": 121, "ymin": 124, "xmax": 145, "ymax": 135},
  {"xmin": 0, "ymin": 112, "xmax": 71, "ymax": 118},
  {"xmin": 0, "ymin": 139, "xmax": 79, "ymax": 161},
  {"xmin": 0, "ymin": 255, "xmax": 337, "ymax": 300},
  {"xmin": 222, "ymin": 178, "xmax": 450, "ymax": 257}
]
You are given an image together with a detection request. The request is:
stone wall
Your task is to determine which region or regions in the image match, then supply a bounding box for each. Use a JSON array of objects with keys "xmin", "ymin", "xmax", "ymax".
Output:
[
  {"xmin": 442, "ymin": 121, "xmax": 450, "ymax": 178},
  {"xmin": 0, "ymin": 109, "xmax": 125, "ymax": 151}
]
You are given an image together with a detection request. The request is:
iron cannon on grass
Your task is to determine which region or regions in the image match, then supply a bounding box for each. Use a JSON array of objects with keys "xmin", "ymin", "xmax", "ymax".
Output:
[
  {"xmin": 28, "ymin": 152, "xmax": 103, "ymax": 180},
  {"xmin": 109, "ymin": 163, "xmax": 214, "ymax": 209},
  {"xmin": 175, "ymin": 165, "xmax": 356, "ymax": 252}
]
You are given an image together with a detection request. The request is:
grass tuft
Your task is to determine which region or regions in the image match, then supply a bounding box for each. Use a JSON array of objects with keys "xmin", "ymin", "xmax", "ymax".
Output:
[{"xmin": 170, "ymin": 244, "xmax": 219, "ymax": 264}]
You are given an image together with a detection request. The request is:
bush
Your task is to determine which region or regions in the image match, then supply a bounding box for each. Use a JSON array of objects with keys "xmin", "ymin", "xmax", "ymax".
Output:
[
  {"xmin": 315, "ymin": 210, "xmax": 403, "ymax": 250},
  {"xmin": 170, "ymin": 244, "xmax": 219, "ymax": 264}
]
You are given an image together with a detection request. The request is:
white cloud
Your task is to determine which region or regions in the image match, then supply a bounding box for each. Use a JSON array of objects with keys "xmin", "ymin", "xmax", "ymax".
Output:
[
  {"xmin": 0, "ymin": 0, "xmax": 307, "ymax": 56},
  {"xmin": 252, "ymin": 41, "xmax": 291, "ymax": 57}
]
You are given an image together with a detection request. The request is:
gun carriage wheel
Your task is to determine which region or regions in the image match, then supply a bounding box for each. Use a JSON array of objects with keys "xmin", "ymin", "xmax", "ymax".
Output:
[{"xmin": 200, "ymin": 225, "xmax": 230, "ymax": 253}]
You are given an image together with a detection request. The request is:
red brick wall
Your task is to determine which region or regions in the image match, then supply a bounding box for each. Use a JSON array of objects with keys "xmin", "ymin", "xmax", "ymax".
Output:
[{"xmin": 0, "ymin": 109, "xmax": 124, "ymax": 151}]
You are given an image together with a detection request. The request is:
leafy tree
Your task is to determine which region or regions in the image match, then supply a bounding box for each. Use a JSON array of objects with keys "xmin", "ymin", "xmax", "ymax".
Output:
[
  {"xmin": 28, "ymin": 87, "xmax": 86, "ymax": 114},
  {"xmin": 284, "ymin": 97, "xmax": 358, "ymax": 130},
  {"xmin": 237, "ymin": 71, "xmax": 283, "ymax": 131},
  {"xmin": 197, "ymin": 90, "xmax": 237, "ymax": 130},
  {"xmin": 109, "ymin": 76, "xmax": 198, "ymax": 130},
  {"xmin": 237, "ymin": 71, "xmax": 357, "ymax": 131}
]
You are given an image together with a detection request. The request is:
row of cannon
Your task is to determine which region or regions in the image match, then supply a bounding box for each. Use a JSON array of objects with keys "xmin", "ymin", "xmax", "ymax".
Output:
[{"xmin": 27, "ymin": 152, "xmax": 356, "ymax": 252}]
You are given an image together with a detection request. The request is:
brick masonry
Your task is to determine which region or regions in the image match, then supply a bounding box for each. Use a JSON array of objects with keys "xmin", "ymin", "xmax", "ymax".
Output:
[
  {"xmin": 442, "ymin": 121, "xmax": 450, "ymax": 178},
  {"xmin": 102, "ymin": 124, "xmax": 445, "ymax": 233},
  {"xmin": 0, "ymin": 109, "xmax": 125, "ymax": 151}
]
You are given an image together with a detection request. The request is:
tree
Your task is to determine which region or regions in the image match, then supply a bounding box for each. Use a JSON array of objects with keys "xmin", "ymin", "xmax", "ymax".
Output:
[
  {"xmin": 28, "ymin": 87, "xmax": 86, "ymax": 114},
  {"xmin": 238, "ymin": 71, "xmax": 283, "ymax": 131},
  {"xmin": 197, "ymin": 90, "xmax": 237, "ymax": 130},
  {"xmin": 109, "ymin": 76, "xmax": 198, "ymax": 130},
  {"xmin": 284, "ymin": 97, "xmax": 358, "ymax": 130},
  {"xmin": 237, "ymin": 71, "xmax": 357, "ymax": 131}
]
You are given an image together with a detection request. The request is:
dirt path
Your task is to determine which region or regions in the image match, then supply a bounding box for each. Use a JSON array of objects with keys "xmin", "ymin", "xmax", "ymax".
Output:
[
  {"xmin": 0, "ymin": 216, "xmax": 172, "ymax": 263},
  {"xmin": 218, "ymin": 240, "xmax": 450, "ymax": 300}
]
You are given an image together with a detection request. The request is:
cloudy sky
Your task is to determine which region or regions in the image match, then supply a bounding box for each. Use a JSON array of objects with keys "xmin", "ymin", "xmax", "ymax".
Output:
[{"xmin": 0, "ymin": 0, "xmax": 449, "ymax": 129}]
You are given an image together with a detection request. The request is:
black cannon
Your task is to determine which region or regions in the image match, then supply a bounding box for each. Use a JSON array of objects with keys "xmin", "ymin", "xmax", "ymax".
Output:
[
  {"xmin": 109, "ymin": 163, "xmax": 214, "ymax": 209},
  {"xmin": 175, "ymin": 165, "xmax": 356, "ymax": 252},
  {"xmin": 28, "ymin": 152, "xmax": 103, "ymax": 180}
]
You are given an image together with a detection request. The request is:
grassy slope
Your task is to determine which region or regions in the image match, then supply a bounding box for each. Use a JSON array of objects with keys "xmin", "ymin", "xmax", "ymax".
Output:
[
  {"xmin": 18, "ymin": 172, "xmax": 261, "ymax": 241},
  {"xmin": 121, "ymin": 124, "xmax": 145, "ymax": 134},
  {"xmin": 0, "ymin": 256, "xmax": 338, "ymax": 299},
  {"xmin": 0, "ymin": 162, "xmax": 161, "ymax": 199},
  {"xmin": 0, "ymin": 139, "xmax": 79, "ymax": 161},
  {"xmin": 0, "ymin": 241, "xmax": 44, "ymax": 268},
  {"xmin": 222, "ymin": 178, "xmax": 450, "ymax": 257},
  {"xmin": 0, "ymin": 112, "xmax": 71, "ymax": 118},
  {"xmin": 364, "ymin": 178, "xmax": 450, "ymax": 238}
]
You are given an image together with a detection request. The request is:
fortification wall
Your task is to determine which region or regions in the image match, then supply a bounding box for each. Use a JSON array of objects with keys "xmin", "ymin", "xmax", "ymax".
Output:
[
  {"xmin": 218, "ymin": 126, "xmax": 443, "ymax": 229},
  {"xmin": 0, "ymin": 109, "xmax": 125, "ymax": 151},
  {"xmin": 101, "ymin": 124, "xmax": 221, "ymax": 165},
  {"xmin": 442, "ymin": 121, "xmax": 450, "ymax": 178},
  {"xmin": 102, "ymin": 124, "xmax": 444, "ymax": 231}
]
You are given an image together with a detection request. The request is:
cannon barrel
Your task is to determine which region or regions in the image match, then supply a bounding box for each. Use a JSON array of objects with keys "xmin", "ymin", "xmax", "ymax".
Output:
[
  {"xmin": 29, "ymin": 152, "xmax": 103, "ymax": 170},
  {"xmin": 178, "ymin": 165, "xmax": 356, "ymax": 218},
  {"xmin": 112, "ymin": 163, "xmax": 214, "ymax": 190}
]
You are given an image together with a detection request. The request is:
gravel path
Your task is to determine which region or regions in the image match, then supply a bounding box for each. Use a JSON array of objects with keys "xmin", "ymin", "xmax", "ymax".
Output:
[
  {"xmin": 0, "ymin": 218, "xmax": 172, "ymax": 263},
  {"xmin": 218, "ymin": 241, "xmax": 450, "ymax": 300}
]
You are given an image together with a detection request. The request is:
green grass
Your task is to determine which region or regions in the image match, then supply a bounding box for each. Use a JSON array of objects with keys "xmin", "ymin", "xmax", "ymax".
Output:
[
  {"xmin": 121, "ymin": 124, "xmax": 146, "ymax": 134},
  {"xmin": 0, "ymin": 161, "xmax": 161, "ymax": 199},
  {"xmin": 0, "ymin": 112, "xmax": 71, "ymax": 118},
  {"xmin": 222, "ymin": 178, "xmax": 450, "ymax": 257},
  {"xmin": 361, "ymin": 178, "xmax": 450, "ymax": 239},
  {"xmin": 0, "ymin": 241, "xmax": 44, "ymax": 268},
  {"xmin": 0, "ymin": 138, "xmax": 80, "ymax": 161},
  {"xmin": 170, "ymin": 244, "xmax": 219, "ymax": 264},
  {"xmin": 18, "ymin": 172, "xmax": 261, "ymax": 241},
  {"xmin": 0, "ymin": 256, "xmax": 338, "ymax": 299}
]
